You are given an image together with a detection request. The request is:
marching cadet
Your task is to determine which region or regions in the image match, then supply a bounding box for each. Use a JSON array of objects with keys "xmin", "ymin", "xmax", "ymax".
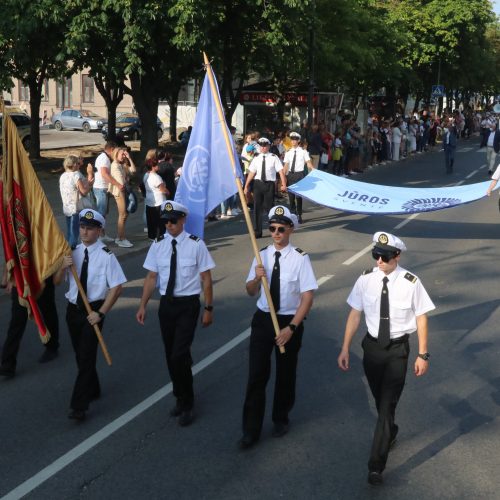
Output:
[
  {"xmin": 244, "ymin": 137, "xmax": 287, "ymax": 239},
  {"xmin": 283, "ymin": 132, "xmax": 314, "ymax": 223},
  {"xmin": 55, "ymin": 209, "xmax": 126, "ymax": 421},
  {"xmin": 239, "ymin": 205, "xmax": 317, "ymax": 449},
  {"xmin": 136, "ymin": 201, "xmax": 215, "ymax": 427},
  {"xmin": 337, "ymin": 232, "xmax": 435, "ymax": 486}
]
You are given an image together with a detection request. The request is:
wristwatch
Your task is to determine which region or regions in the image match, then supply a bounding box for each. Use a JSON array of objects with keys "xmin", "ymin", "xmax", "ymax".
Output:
[
  {"xmin": 418, "ymin": 352, "xmax": 430, "ymax": 361},
  {"xmin": 288, "ymin": 323, "xmax": 297, "ymax": 333},
  {"xmin": 97, "ymin": 311, "xmax": 106, "ymax": 320},
  {"xmin": 204, "ymin": 305, "xmax": 214, "ymax": 312}
]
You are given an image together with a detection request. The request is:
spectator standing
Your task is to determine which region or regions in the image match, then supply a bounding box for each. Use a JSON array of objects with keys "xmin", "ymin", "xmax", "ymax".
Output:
[
  {"xmin": 108, "ymin": 147, "xmax": 136, "ymax": 248},
  {"xmin": 443, "ymin": 121, "xmax": 458, "ymax": 174},
  {"xmin": 93, "ymin": 141, "xmax": 116, "ymax": 243},
  {"xmin": 158, "ymin": 150, "xmax": 177, "ymax": 200},
  {"xmin": 391, "ymin": 121, "xmax": 402, "ymax": 161},
  {"xmin": 144, "ymin": 150, "xmax": 169, "ymax": 240},
  {"xmin": 307, "ymin": 124, "xmax": 323, "ymax": 169}
]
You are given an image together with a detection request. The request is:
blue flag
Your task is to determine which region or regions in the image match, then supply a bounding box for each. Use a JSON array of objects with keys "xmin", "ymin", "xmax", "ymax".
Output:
[
  {"xmin": 287, "ymin": 169, "xmax": 498, "ymax": 215},
  {"xmin": 175, "ymin": 70, "xmax": 242, "ymax": 238}
]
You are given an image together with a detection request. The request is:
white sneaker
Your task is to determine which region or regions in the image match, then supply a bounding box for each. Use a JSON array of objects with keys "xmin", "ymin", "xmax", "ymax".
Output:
[
  {"xmin": 220, "ymin": 214, "xmax": 231, "ymax": 219},
  {"xmin": 100, "ymin": 235, "xmax": 114, "ymax": 243},
  {"xmin": 226, "ymin": 209, "xmax": 232, "ymax": 216},
  {"xmin": 116, "ymin": 239, "xmax": 133, "ymax": 248}
]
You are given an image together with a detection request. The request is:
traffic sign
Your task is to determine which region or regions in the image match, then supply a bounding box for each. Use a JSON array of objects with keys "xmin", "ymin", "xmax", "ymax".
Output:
[{"xmin": 431, "ymin": 85, "xmax": 445, "ymax": 97}]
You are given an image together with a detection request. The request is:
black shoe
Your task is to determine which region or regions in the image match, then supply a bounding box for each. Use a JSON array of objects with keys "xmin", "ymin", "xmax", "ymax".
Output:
[
  {"xmin": 272, "ymin": 422, "xmax": 289, "ymax": 438},
  {"xmin": 68, "ymin": 409, "xmax": 86, "ymax": 421},
  {"xmin": 0, "ymin": 366, "xmax": 15, "ymax": 378},
  {"xmin": 169, "ymin": 405, "xmax": 182, "ymax": 417},
  {"xmin": 238, "ymin": 434, "xmax": 258, "ymax": 450},
  {"xmin": 367, "ymin": 471, "xmax": 383, "ymax": 486},
  {"xmin": 178, "ymin": 409, "xmax": 194, "ymax": 427},
  {"xmin": 38, "ymin": 349, "xmax": 58, "ymax": 364},
  {"xmin": 298, "ymin": 215, "xmax": 303, "ymax": 224},
  {"xmin": 488, "ymin": 170, "xmax": 492, "ymax": 176}
]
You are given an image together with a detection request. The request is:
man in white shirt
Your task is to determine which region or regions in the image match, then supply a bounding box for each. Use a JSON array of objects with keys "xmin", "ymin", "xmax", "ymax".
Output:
[
  {"xmin": 93, "ymin": 141, "xmax": 116, "ymax": 242},
  {"xmin": 244, "ymin": 137, "xmax": 287, "ymax": 238},
  {"xmin": 338, "ymin": 232, "xmax": 435, "ymax": 486},
  {"xmin": 485, "ymin": 122, "xmax": 500, "ymax": 176},
  {"xmin": 284, "ymin": 132, "xmax": 314, "ymax": 223}
]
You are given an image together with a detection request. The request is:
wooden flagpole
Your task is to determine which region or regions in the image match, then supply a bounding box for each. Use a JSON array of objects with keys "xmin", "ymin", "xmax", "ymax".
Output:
[
  {"xmin": 70, "ymin": 264, "xmax": 113, "ymax": 366},
  {"xmin": 202, "ymin": 52, "xmax": 285, "ymax": 354}
]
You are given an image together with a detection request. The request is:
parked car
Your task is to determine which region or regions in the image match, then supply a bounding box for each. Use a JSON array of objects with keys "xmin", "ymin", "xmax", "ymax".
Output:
[
  {"xmin": 51, "ymin": 109, "xmax": 107, "ymax": 132},
  {"xmin": 0, "ymin": 112, "xmax": 32, "ymax": 152},
  {"xmin": 101, "ymin": 114, "xmax": 164, "ymax": 141}
]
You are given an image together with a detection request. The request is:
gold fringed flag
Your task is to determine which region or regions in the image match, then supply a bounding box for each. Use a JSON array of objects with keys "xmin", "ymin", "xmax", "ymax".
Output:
[{"xmin": 0, "ymin": 103, "xmax": 70, "ymax": 343}]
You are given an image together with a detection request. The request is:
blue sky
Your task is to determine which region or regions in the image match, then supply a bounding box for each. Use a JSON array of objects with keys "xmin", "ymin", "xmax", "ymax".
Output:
[{"xmin": 494, "ymin": 0, "xmax": 500, "ymax": 15}]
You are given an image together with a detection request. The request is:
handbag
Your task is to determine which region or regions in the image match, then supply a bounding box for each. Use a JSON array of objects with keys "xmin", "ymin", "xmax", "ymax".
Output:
[
  {"xmin": 126, "ymin": 188, "xmax": 138, "ymax": 213},
  {"xmin": 76, "ymin": 189, "xmax": 96, "ymax": 211}
]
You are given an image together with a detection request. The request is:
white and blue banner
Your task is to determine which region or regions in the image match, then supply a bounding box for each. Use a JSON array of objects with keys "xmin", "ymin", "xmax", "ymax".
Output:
[{"xmin": 287, "ymin": 169, "xmax": 498, "ymax": 215}]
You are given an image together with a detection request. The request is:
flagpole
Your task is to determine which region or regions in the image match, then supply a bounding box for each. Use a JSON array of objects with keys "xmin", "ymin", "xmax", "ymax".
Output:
[
  {"xmin": 70, "ymin": 265, "xmax": 113, "ymax": 366},
  {"xmin": 202, "ymin": 52, "xmax": 285, "ymax": 354}
]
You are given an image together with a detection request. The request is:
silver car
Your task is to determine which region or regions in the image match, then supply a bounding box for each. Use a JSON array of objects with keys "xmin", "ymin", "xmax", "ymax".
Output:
[{"xmin": 52, "ymin": 109, "xmax": 107, "ymax": 132}]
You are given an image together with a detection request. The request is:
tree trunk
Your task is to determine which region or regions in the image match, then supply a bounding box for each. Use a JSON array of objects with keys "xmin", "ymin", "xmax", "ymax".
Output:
[
  {"xmin": 27, "ymin": 74, "xmax": 44, "ymax": 159},
  {"xmin": 94, "ymin": 76, "xmax": 124, "ymax": 143},
  {"xmin": 167, "ymin": 85, "xmax": 181, "ymax": 142},
  {"xmin": 129, "ymin": 72, "xmax": 160, "ymax": 156}
]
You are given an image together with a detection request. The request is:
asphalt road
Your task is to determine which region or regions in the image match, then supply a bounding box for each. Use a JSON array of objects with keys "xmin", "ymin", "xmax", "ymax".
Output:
[
  {"xmin": 1, "ymin": 140, "xmax": 500, "ymax": 500},
  {"xmin": 40, "ymin": 129, "xmax": 106, "ymax": 150}
]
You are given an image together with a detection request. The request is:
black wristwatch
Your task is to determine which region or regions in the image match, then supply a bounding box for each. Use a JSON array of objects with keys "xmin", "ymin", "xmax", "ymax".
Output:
[
  {"xmin": 97, "ymin": 311, "xmax": 106, "ymax": 320},
  {"xmin": 204, "ymin": 305, "xmax": 214, "ymax": 312},
  {"xmin": 418, "ymin": 352, "xmax": 430, "ymax": 361},
  {"xmin": 288, "ymin": 323, "xmax": 297, "ymax": 333}
]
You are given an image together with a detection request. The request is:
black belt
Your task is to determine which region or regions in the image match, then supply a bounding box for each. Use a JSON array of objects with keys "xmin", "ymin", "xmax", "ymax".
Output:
[
  {"xmin": 161, "ymin": 294, "xmax": 199, "ymax": 302},
  {"xmin": 68, "ymin": 300, "xmax": 104, "ymax": 313},
  {"xmin": 255, "ymin": 179, "xmax": 275, "ymax": 184},
  {"xmin": 366, "ymin": 332, "xmax": 409, "ymax": 344}
]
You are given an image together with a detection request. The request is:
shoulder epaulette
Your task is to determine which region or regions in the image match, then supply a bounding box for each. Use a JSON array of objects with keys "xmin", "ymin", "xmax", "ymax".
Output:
[
  {"xmin": 102, "ymin": 246, "xmax": 112, "ymax": 254},
  {"xmin": 362, "ymin": 268, "xmax": 374, "ymax": 275},
  {"xmin": 404, "ymin": 272, "xmax": 417, "ymax": 283},
  {"xmin": 155, "ymin": 235, "xmax": 165, "ymax": 243},
  {"xmin": 260, "ymin": 245, "xmax": 269, "ymax": 252},
  {"xmin": 189, "ymin": 234, "xmax": 201, "ymax": 242},
  {"xmin": 295, "ymin": 247, "xmax": 307, "ymax": 256}
]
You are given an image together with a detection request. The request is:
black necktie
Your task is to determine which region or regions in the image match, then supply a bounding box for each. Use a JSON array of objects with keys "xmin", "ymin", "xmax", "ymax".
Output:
[
  {"xmin": 290, "ymin": 150, "xmax": 297, "ymax": 173},
  {"xmin": 270, "ymin": 251, "xmax": 281, "ymax": 312},
  {"xmin": 165, "ymin": 239, "xmax": 177, "ymax": 300},
  {"xmin": 77, "ymin": 248, "xmax": 89, "ymax": 308},
  {"xmin": 378, "ymin": 276, "xmax": 390, "ymax": 348},
  {"xmin": 261, "ymin": 155, "xmax": 267, "ymax": 181}
]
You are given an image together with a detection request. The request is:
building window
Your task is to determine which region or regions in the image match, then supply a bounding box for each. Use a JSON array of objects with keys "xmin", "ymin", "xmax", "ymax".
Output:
[
  {"xmin": 82, "ymin": 75, "xmax": 94, "ymax": 103},
  {"xmin": 56, "ymin": 79, "xmax": 72, "ymax": 108},
  {"xmin": 41, "ymin": 79, "xmax": 49, "ymax": 102},
  {"xmin": 18, "ymin": 80, "xmax": 29, "ymax": 101}
]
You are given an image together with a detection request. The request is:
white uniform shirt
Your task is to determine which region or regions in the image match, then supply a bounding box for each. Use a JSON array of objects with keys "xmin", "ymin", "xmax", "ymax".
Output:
[
  {"xmin": 246, "ymin": 243, "xmax": 318, "ymax": 315},
  {"xmin": 347, "ymin": 265, "xmax": 435, "ymax": 338},
  {"xmin": 487, "ymin": 130, "xmax": 496, "ymax": 148},
  {"xmin": 143, "ymin": 230, "xmax": 215, "ymax": 296},
  {"xmin": 283, "ymin": 147, "xmax": 311, "ymax": 173},
  {"xmin": 66, "ymin": 240, "xmax": 127, "ymax": 304},
  {"xmin": 93, "ymin": 152, "xmax": 111, "ymax": 189},
  {"xmin": 248, "ymin": 153, "xmax": 283, "ymax": 182}
]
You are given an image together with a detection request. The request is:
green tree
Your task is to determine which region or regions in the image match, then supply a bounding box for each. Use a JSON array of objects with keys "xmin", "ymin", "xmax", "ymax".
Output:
[{"xmin": 0, "ymin": 0, "xmax": 70, "ymax": 158}]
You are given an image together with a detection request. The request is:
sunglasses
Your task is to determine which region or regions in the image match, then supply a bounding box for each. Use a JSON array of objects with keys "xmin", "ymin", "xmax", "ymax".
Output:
[
  {"xmin": 165, "ymin": 218, "xmax": 179, "ymax": 225},
  {"xmin": 269, "ymin": 225, "xmax": 287, "ymax": 234},
  {"xmin": 372, "ymin": 250, "xmax": 397, "ymax": 263}
]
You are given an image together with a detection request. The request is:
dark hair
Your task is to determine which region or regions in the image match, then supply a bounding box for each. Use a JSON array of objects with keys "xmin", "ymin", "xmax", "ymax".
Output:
[{"xmin": 105, "ymin": 140, "xmax": 117, "ymax": 150}]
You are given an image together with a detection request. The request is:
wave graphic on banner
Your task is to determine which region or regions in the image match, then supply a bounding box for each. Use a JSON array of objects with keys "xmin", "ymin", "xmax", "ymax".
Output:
[{"xmin": 287, "ymin": 169, "xmax": 498, "ymax": 215}]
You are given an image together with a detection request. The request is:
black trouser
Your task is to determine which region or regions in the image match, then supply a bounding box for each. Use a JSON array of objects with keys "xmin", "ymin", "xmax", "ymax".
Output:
[
  {"xmin": 252, "ymin": 180, "xmax": 275, "ymax": 236},
  {"xmin": 158, "ymin": 295, "xmax": 201, "ymax": 411},
  {"xmin": 444, "ymin": 145, "xmax": 455, "ymax": 173},
  {"xmin": 1, "ymin": 281, "xmax": 59, "ymax": 371},
  {"xmin": 146, "ymin": 205, "xmax": 163, "ymax": 240},
  {"xmin": 242, "ymin": 310, "xmax": 304, "ymax": 438},
  {"xmin": 286, "ymin": 172, "xmax": 305, "ymax": 215},
  {"xmin": 66, "ymin": 301, "xmax": 104, "ymax": 411},
  {"xmin": 362, "ymin": 333, "xmax": 410, "ymax": 473}
]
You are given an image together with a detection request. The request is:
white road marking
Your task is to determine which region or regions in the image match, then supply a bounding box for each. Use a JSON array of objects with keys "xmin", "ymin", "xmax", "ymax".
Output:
[
  {"xmin": 1, "ymin": 273, "xmax": 333, "ymax": 500},
  {"xmin": 342, "ymin": 244, "xmax": 373, "ymax": 266}
]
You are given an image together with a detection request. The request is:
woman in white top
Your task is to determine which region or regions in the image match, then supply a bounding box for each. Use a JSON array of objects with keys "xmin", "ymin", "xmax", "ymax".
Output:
[
  {"xmin": 144, "ymin": 149, "xmax": 169, "ymax": 240},
  {"xmin": 391, "ymin": 122, "xmax": 402, "ymax": 161},
  {"xmin": 408, "ymin": 120, "xmax": 418, "ymax": 154},
  {"xmin": 59, "ymin": 155, "xmax": 94, "ymax": 249},
  {"xmin": 108, "ymin": 147, "xmax": 137, "ymax": 248}
]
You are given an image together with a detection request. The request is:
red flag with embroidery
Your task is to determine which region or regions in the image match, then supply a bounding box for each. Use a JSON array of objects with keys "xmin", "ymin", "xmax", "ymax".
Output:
[{"xmin": 1, "ymin": 104, "xmax": 70, "ymax": 343}]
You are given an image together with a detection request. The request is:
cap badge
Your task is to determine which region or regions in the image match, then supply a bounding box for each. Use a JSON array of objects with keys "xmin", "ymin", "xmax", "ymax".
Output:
[
  {"xmin": 84, "ymin": 211, "xmax": 94, "ymax": 220},
  {"xmin": 165, "ymin": 203, "xmax": 173, "ymax": 211},
  {"xmin": 378, "ymin": 233, "xmax": 389, "ymax": 245},
  {"xmin": 275, "ymin": 207, "xmax": 285, "ymax": 216}
]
